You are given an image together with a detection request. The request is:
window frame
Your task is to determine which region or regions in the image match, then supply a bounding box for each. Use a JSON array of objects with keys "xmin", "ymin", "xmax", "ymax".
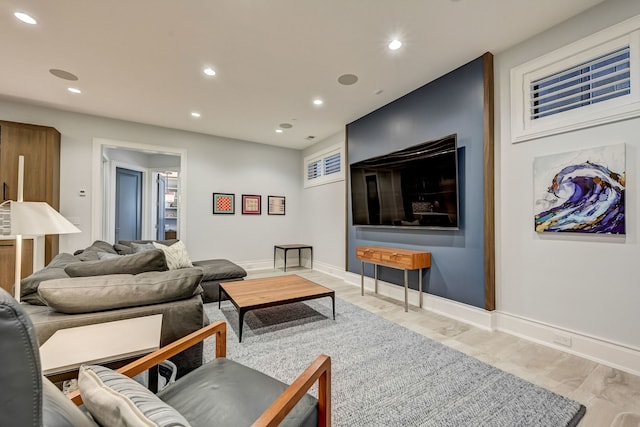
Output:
[
  {"xmin": 510, "ymin": 15, "xmax": 640, "ymax": 143},
  {"xmin": 303, "ymin": 143, "xmax": 345, "ymax": 188}
]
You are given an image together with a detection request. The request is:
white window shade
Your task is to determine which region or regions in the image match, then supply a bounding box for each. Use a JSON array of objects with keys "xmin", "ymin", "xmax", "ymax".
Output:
[
  {"xmin": 511, "ymin": 15, "xmax": 640, "ymax": 143},
  {"xmin": 304, "ymin": 144, "xmax": 344, "ymax": 188}
]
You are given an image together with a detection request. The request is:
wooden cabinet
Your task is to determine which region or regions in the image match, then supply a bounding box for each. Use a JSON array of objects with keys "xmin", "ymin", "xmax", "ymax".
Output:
[
  {"xmin": 0, "ymin": 120, "xmax": 61, "ymax": 279},
  {"xmin": 0, "ymin": 239, "xmax": 33, "ymax": 294},
  {"xmin": 356, "ymin": 246, "xmax": 431, "ymax": 312}
]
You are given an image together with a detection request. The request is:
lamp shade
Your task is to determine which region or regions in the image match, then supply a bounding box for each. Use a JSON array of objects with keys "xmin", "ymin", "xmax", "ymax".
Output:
[{"xmin": 10, "ymin": 202, "xmax": 80, "ymax": 235}]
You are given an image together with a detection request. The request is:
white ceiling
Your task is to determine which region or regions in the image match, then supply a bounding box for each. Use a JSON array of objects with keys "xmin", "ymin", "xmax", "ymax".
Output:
[{"xmin": 0, "ymin": 0, "xmax": 606, "ymax": 149}]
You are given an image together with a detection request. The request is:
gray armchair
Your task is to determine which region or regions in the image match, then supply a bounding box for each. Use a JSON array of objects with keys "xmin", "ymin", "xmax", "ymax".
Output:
[{"xmin": 0, "ymin": 288, "xmax": 331, "ymax": 426}]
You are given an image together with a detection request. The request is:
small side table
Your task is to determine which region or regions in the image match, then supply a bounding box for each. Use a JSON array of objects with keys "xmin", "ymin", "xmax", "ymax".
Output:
[
  {"xmin": 274, "ymin": 244, "xmax": 313, "ymax": 271},
  {"xmin": 40, "ymin": 314, "xmax": 163, "ymax": 387}
]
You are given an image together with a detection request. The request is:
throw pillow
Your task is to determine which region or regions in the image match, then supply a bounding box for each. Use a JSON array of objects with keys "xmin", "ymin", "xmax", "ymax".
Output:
[
  {"xmin": 64, "ymin": 249, "xmax": 168, "ymax": 277},
  {"xmin": 97, "ymin": 251, "xmax": 121, "ymax": 260},
  {"xmin": 152, "ymin": 241, "xmax": 193, "ymax": 270},
  {"xmin": 79, "ymin": 365, "xmax": 192, "ymax": 427},
  {"xmin": 38, "ymin": 268, "xmax": 203, "ymax": 314},
  {"xmin": 131, "ymin": 242, "xmax": 155, "ymax": 253}
]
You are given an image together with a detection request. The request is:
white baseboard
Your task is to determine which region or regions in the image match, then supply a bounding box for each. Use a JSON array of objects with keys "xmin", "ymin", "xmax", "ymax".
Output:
[
  {"xmin": 312, "ymin": 261, "xmax": 346, "ymax": 280},
  {"xmin": 235, "ymin": 259, "xmax": 273, "ymax": 271},
  {"xmin": 233, "ymin": 260, "xmax": 640, "ymax": 375},
  {"xmin": 344, "ymin": 272, "xmax": 493, "ymax": 330},
  {"xmin": 495, "ymin": 311, "xmax": 640, "ymax": 376},
  {"xmin": 343, "ymin": 271, "xmax": 640, "ymax": 376}
]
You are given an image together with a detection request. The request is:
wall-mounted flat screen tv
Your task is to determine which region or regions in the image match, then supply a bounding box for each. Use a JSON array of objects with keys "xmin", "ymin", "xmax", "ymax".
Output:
[{"xmin": 350, "ymin": 134, "xmax": 459, "ymax": 229}]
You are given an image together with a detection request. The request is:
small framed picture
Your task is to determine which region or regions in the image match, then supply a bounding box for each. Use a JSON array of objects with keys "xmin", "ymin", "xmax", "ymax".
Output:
[
  {"xmin": 242, "ymin": 194, "xmax": 262, "ymax": 215},
  {"xmin": 213, "ymin": 193, "xmax": 235, "ymax": 214},
  {"xmin": 268, "ymin": 195, "xmax": 285, "ymax": 215}
]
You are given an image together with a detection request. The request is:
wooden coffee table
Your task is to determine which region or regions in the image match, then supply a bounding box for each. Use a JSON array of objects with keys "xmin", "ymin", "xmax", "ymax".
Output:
[{"xmin": 219, "ymin": 275, "xmax": 335, "ymax": 342}]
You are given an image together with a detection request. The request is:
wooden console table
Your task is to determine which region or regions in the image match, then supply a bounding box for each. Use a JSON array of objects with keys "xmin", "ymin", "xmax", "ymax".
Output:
[{"xmin": 356, "ymin": 246, "xmax": 431, "ymax": 312}]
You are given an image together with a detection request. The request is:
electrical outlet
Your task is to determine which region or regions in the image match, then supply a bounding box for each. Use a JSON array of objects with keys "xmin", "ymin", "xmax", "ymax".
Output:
[{"xmin": 553, "ymin": 333, "xmax": 572, "ymax": 347}]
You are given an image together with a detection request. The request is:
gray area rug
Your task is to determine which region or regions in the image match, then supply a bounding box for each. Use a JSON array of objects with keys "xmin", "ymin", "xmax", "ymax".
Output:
[{"xmin": 203, "ymin": 297, "xmax": 585, "ymax": 426}]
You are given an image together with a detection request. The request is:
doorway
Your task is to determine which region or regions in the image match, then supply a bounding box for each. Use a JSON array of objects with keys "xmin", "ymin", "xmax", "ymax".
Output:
[
  {"xmin": 91, "ymin": 138, "xmax": 187, "ymax": 244},
  {"xmin": 115, "ymin": 167, "xmax": 142, "ymax": 242}
]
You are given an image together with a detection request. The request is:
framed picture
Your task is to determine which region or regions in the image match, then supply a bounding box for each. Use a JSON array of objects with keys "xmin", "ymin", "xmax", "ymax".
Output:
[
  {"xmin": 213, "ymin": 193, "xmax": 235, "ymax": 214},
  {"xmin": 242, "ymin": 194, "xmax": 262, "ymax": 215},
  {"xmin": 533, "ymin": 143, "xmax": 625, "ymax": 234},
  {"xmin": 268, "ymin": 195, "xmax": 285, "ymax": 215}
]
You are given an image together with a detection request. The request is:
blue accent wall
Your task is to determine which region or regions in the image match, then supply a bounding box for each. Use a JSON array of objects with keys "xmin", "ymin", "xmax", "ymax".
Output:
[{"xmin": 347, "ymin": 56, "xmax": 486, "ymax": 308}]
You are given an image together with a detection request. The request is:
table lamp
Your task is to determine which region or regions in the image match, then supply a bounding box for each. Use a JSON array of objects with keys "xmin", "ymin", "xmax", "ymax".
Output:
[
  {"xmin": 4, "ymin": 155, "xmax": 81, "ymax": 301},
  {"xmin": 9, "ymin": 201, "xmax": 81, "ymax": 301}
]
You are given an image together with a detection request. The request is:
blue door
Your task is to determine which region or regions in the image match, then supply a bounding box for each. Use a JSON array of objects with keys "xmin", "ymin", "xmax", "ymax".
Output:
[{"xmin": 115, "ymin": 167, "xmax": 142, "ymax": 242}]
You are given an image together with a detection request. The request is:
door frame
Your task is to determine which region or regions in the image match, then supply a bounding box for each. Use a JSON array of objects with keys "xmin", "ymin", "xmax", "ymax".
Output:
[{"xmin": 91, "ymin": 138, "xmax": 187, "ymax": 244}]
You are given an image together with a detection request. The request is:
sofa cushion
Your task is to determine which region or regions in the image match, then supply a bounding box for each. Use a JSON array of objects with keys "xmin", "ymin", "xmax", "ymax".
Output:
[
  {"xmin": 38, "ymin": 268, "xmax": 204, "ymax": 314},
  {"xmin": 192, "ymin": 259, "xmax": 247, "ymax": 282},
  {"xmin": 74, "ymin": 240, "xmax": 119, "ymax": 261},
  {"xmin": 153, "ymin": 241, "xmax": 193, "ymax": 270},
  {"xmin": 131, "ymin": 242, "xmax": 155, "ymax": 253},
  {"xmin": 79, "ymin": 365, "xmax": 191, "ymax": 427},
  {"xmin": 157, "ymin": 358, "xmax": 318, "ymax": 427},
  {"xmin": 64, "ymin": 249, "xmax": 168, "ymax": 277},
  {"xmin": 20, "ymin": 252, "xmax": 78, "ymax": 305},
  {"xmin": 115, "ymin": 239, "xmax": 179, "ymax": 255}
]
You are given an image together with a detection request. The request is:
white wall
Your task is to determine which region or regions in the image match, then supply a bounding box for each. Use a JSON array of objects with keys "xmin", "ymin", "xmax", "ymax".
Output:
[
  {"xmin": 301, "ymin": 131, "xmax": 346, "ymax": 273},
  {"xmin": 495, "ymin": 0, "xmax": 640, "ymax": 350},
  {"xmin": 0, "ymin": 99, "xmax": 302, "ymax": 264}
]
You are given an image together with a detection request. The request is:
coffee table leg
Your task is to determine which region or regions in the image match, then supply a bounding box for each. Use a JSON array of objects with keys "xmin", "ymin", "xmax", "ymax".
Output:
[
  {"xmin": 331, "ymin": 295, "xmax": 335, "ymax": 320},
  {"xmin": 238, "ymin": 309, "xmax": 246, "ymax": 342}
]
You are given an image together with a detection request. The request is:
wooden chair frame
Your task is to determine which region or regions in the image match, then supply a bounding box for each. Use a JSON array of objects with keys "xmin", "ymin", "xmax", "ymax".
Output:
[{"xmin": 67, "ymin": 321, "xmax": 331, "ymax": 427}]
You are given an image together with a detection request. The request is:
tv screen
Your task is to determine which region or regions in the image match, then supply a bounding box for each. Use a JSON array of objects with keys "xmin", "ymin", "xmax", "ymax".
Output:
[{"xmin": 350, "ymin": 134, "xmax": 459, "ymax": 228}]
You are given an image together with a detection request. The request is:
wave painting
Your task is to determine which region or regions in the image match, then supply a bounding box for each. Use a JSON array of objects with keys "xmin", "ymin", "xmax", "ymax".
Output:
[{"xmin": 533, "ymin": 144, "xmax": 625, "ymax": 234}]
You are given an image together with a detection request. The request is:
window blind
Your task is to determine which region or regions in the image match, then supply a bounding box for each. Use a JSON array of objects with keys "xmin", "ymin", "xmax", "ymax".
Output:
[{"xmin": 530, "ymin": 46, "xmax": 630, "ymax": 120}]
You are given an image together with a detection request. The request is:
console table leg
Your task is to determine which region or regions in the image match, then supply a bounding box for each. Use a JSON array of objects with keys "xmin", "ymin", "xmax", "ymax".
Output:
[
  {"xmin": 404, "ymin": 270, "xmax": 409, "ymax": 312},
  {"xmin": 374, "ymin": 264, "xmax": 378, "ymax": 294},
  {"xmin": 419, "ymin": 268, "xmax": 423, "ymax": 308},
  {"xmin": 360, "ymin": 261, "xmax": 364, "ymax": 296}
]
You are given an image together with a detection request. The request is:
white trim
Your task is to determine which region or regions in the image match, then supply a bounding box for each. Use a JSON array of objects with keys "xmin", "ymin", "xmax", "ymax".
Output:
[
  {"xmin": 340, "ymin": 270, "xmax": 640, "ymax": 375},
  {"xmin": 494, "ymin": 311, "xmax": 640, "ymax": 377},
  {"xmin": 91, "ymin": 138, "xmax": 187, "ymax": 244},
  {"xmin": 344, "ymin": 271, "xmax": 494, "ymax": 330},
  {"xmin": 303, "ymin": 143, "xmax": 344, "ymax": 188},
  {"xmin": 228, "ymin": 260, "xmax": 640, "ymax": 376},
  {"xmin": 511, "ymin": 14, "xmax": 640, "ymax": 143}
]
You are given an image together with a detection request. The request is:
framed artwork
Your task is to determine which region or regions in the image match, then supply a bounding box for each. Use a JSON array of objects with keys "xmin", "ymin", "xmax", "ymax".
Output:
[
  {"xmin": 242, "ymin": 194, "xmax": 262, "ymax": 215},
  {"xmin": 268, "ymin": 195, "xmax": 286, "ymax": 215},
  {"xmin": 533, "ymin": 143, "xmax": 625, "ymax": 234},
  {"xmin": 213, "ymin": 193, "xmax": 235, "ymax": 214}
]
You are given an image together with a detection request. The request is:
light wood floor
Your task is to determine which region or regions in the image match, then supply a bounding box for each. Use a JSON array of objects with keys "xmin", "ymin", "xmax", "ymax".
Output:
[{"xmin": 245, "ymin": 268, "xmax": 640, "ymax": 427}]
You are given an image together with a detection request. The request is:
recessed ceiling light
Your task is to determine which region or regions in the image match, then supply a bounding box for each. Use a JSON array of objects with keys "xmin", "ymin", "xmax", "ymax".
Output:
[
  {"xmin": 67, "ymin": 87, "xmax": 81, "ymax": 94},
  {"xmin": 275, "ymin": 129, "xmax": 283, "ymax": 133},
  {"xmin": 313, "ymin": 99, "xmax": 324, "ymax": 106},
  {"xmin": 14, "ymin": 12, "xmax": 37, "ymax": 25},
  {"xmin": 203, "ymin": 67, "xmax": 216, "ymax": 76},
  {"xmin": 388, "ymin": 39, "xmax": 402, "ymax": 50},
  {"xmin": 279, "ymin": 123, "xmax": 293, "ymax": 129},
  {"xmin": 191, "ymin": 112, "xmax": 201, "ymax": 118}
]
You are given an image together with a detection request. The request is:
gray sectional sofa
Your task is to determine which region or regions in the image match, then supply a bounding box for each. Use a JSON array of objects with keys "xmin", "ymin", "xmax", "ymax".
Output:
[{"xmin": 19, "ymin": 239, "xmax": 247, "ymax": 376}]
